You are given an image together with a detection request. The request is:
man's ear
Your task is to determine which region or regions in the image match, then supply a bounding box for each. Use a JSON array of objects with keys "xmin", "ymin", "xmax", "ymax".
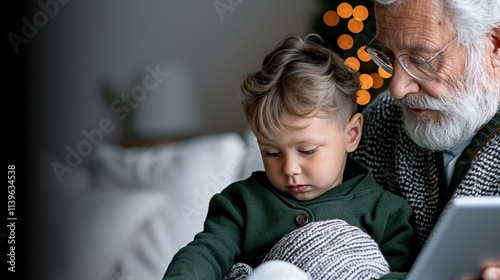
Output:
[
  {"xmin": 490, "ymin": 24, "xmax": 500, "ymax": 68},
  {"xmin": 345, "ymin": 113, "xmax": 363, "ymax": 153}
]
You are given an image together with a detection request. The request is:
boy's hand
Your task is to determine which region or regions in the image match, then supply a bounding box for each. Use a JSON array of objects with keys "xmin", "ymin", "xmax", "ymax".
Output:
[{"xmin": 483, "ymin": 267, "xmax": 500, "ymax": 280}]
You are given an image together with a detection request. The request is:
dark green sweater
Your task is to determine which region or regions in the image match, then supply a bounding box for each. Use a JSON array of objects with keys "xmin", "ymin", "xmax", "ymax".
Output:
[{"xmin": 163, "ymin": 157, "xmax": 414, "ymax": 280}]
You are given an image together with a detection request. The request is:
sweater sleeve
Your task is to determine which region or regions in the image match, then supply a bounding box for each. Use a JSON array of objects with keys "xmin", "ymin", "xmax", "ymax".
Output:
[
  {"xmin": 163, "ymin": 191, "xmax": 245, "ymax": 280},
  {"xmin": 379, "ymin": 201, "xmax": 416, "ymax": 277}
]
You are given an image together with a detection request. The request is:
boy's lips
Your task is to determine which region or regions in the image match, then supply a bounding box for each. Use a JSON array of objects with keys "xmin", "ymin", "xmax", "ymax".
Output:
[{"xmin": 288, "ymin": 185, "xmax": 309, "ymax": 193}]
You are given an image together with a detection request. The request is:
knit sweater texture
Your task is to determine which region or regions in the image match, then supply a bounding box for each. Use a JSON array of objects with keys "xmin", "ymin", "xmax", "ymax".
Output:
[
  {"xmin": 352, "ymin": 91, "xmax": 500, "ymax": 249},
  {"xmin": 163, "ymin": 157, "xmax": 414, "ymax": 280}
]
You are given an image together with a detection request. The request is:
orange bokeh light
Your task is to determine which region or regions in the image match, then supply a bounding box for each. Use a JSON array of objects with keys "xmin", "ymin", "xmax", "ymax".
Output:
[
  {"xmin": 323, "ymin": 10, "xmax": 340, "ymax": 27},
  {"xmin": 378, "ymin": 67, "xmax": 393, "ymax": 79},
  {"xmin": 370, "ymin": 73, "xmax": 384, "ymax": 89},
  {"xmin": 357, "ymin": 46, "xmax": 371, "ymax": 62},
  {"xmin": 359, "ymin": 73, "xmax": 374, "ymax": 90},
  {"xmin": 356, "ymin": 90, "xmax": 371, "ymax": 105},
  {"xmin": 348, "ymin": 18, "xmax": 364, "ymax": 33},
  {"xmin": 337, "ymin": 34, "xmax": 354, "ymax": 50},
  {"xmin": 345, "ymin": 57, "xmax": 360, "ymax": 71},
  {"xmin": 337, "ymin": 2, "xmax": 353, "ymax": 19},
  {"xmin": 353, "ymin": 5, "xmax": 369, "ymax": 21}
]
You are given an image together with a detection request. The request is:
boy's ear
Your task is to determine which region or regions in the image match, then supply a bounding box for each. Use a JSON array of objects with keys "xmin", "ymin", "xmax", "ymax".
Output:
[
  {"xmin": 345, "ymin": 113, "xmax": 363, "ymax": 153},
  {"xmin": 490, "ymin": 24, "xmax": 500, "ymax": 68}
]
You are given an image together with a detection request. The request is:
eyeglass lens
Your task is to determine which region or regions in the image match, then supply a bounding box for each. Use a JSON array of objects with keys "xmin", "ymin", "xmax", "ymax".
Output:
[
  {"xmin": 401, "ymin": 55, "xmax": 435, "ymax": 80},
  {"xmin": 367, "ymin": 47, "xmax": 436, "ymax": 81}
]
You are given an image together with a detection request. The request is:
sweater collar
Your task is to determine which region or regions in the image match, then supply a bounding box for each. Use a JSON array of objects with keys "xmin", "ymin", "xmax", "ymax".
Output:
[{"xmin": 449, "ymin": 110, "xmax": 500, "ymax": 188}]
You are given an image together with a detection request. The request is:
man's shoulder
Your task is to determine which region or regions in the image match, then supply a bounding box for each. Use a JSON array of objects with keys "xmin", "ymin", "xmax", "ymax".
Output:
[
  {"xmin": 352, "ymin": 91, "xmax": 405, "ymax": 164},
  {"xmin": 362, "ymin": 90, "xmax": 402, "ymax": 123}
]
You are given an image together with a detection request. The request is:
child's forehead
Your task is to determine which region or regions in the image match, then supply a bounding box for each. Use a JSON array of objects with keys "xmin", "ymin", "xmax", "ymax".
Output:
[
  {"xmin": 279, "ymin": 112, "xmax": 339, "ymax": 129},
  {"xmin": 256, "ymin": 131, "xmax": 319, "ymax": 148},
  {"xmin": 256, "ymin": 115, "xmax": 341, "ymax": 145}
]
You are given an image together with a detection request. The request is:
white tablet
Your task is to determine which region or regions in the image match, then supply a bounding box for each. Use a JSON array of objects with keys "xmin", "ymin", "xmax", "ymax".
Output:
[{"xmin": 406, "ymin": 196, "xmax": 500, "ymax": 280}]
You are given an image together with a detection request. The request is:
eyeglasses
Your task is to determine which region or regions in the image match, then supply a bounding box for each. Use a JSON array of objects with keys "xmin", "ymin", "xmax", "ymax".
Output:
[{"xmin": 366, "ymin": 35, "xmax": 458, "ymax": 82}]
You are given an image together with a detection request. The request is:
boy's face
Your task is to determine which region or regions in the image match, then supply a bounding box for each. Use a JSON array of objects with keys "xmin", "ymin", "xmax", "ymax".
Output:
[{"xmin": 256, "ymin": 114, "xmax": 362, "ymax": 201}]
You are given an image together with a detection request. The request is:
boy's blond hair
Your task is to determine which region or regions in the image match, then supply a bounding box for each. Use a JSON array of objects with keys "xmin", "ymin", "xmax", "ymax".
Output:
[{"xmin": 240, "ymin": 33, "xmax": 360, "ymax": 139}]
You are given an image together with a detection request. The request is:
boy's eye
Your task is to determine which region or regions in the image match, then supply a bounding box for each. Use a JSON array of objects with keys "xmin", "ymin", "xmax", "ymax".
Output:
[
  {"xmin": 265, "ymin": 151, "xmax": 280, "ymax": 157},
  {"xmin": 300, "ymin": 149, "xmax": 316, "ymax": 155}
]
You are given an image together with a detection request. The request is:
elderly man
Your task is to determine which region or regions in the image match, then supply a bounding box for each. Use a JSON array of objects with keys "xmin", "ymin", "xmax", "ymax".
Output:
[{"xmin": 352, "ymin": 0, "xmax": 499, "ymax": 279}]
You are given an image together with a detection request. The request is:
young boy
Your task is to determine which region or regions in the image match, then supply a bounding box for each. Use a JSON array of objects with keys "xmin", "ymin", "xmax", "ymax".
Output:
[{"xmin": 162, "ymin": 33, "xmax": 414, "ymax": 280}]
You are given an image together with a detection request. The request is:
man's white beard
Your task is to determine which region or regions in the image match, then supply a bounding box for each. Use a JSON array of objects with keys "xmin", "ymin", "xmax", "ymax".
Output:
[{"xmin": 395, "ymin": 59, "xmax": 500, "ymax": 151}]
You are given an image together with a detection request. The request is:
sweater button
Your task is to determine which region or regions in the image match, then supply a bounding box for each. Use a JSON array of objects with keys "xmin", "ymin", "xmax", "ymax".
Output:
[{"xmin": 295, "ymin": 213, "xmax": 309, "ymax": 226}]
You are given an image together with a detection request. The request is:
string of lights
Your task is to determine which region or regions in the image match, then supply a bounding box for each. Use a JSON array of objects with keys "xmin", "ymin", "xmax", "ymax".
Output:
[{"xmin": 314, "ymin": 0, "xmax": 392, "ymax": 107}]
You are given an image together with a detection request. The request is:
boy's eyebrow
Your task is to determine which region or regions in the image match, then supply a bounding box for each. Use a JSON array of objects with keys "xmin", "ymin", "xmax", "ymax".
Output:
[
  {"xmin": 256, "ymin": 138, "xmax": 275, "ymax": 147},
  {"xmin": 257, "ymin": 138, "xmax": 320, "ymax": 147}
]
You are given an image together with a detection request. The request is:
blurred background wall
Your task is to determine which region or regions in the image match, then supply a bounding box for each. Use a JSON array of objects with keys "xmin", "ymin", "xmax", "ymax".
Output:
[
  {"xmin": 13, "ymin": 0, "xmax": 385, "ymax": 162},
  {"xmin": 25, "ymin": 0, "xmax": 323, "ymax": 157}
]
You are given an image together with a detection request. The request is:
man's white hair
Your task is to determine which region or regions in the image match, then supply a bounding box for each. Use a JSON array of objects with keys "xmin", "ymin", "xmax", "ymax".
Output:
[
  {"xmin": 374, "ymin": 0, "xmax": 500, "ymax": 150},
  {"xmin": 373, "ymin": 0, "xmax": 500, "ymax": 48}
]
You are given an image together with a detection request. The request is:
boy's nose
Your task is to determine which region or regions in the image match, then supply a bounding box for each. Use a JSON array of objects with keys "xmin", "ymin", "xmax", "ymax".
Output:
[{"xmin": 283, "ymin": 155, "xmax": 301, "ymax": 177}]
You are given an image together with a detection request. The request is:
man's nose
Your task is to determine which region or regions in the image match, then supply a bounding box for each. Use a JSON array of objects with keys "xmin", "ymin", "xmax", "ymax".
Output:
[{"xmin": 388, "ymin": 63, "xmax": 421, "ymax": 99}]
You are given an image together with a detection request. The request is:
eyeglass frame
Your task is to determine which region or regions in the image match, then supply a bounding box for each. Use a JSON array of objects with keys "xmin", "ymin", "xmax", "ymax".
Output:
[{"xmin": 365, "ymin": 35, "xmax": 458, "ymax": 82}]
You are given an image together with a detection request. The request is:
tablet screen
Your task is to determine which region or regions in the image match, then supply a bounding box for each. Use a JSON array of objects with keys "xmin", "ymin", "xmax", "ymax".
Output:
[{"xmin": 406, "ymin": 196, "xmax": 500, "ymax": 280}]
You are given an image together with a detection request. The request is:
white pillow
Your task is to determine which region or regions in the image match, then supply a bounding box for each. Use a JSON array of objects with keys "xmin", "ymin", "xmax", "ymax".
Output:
[
  {"xmin": 91, "ymin": 132, "xmax": 251, "ymax": 279},
  {"xmin": 93, "ymin": 132, "xmax": 248, "ymax": 190}
]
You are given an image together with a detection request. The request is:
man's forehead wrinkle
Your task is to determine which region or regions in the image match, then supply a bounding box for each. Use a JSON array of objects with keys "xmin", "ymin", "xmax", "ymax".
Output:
[
  {"xmin": 375, "ymin": 3, "xmax": 448, "ymax": 52},
  {"xmin": 375, "ymin": 1, "xmax": 445, "ymax": 30},
  {"xmin": 375, "ymin": 26, "xmax": 439, "ymax": 50},
  {"xmin": 376, "ymin": 12, "xmax": 441, "ymax": 30}
]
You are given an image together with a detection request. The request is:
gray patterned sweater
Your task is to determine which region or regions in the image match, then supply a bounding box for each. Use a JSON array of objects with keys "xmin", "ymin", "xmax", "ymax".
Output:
[{"xmin": 352, "ymin": 91, "xmax": 500, "ymax": 249}]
